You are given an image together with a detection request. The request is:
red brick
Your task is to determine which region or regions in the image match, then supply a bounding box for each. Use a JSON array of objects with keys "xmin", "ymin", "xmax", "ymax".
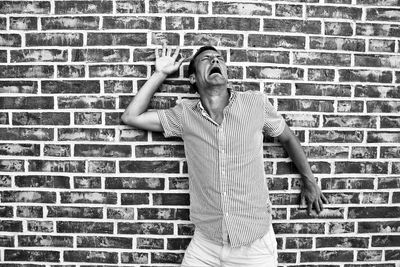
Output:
[
  {"xmin": 121, "ymin": 252, "xmax": 149, "ymax": 264},
  {"xmin": 0, "ymin": 235, "xmax": 14, "ymax": 246},
  {"xmin": 74, "ymin": 176, "xmax": 101, "ymax": 189},
  {"xmin": 279, "ymin": 252, "xmax": 296, "ymax": 263},
  {"xmin": 107, "ymin": 207, "xmax": 135, "ymax": 220},
  {"xmin": 138, "ymin": 208, "xmax": 189, "ymax": 220},
  {"xmin": 321, "ymin": 178, "xmax": 374, "ymax": 190},
  {"xmin": 11, "ymin": 49, "xmax": 67, "ymax": 62},
  {"xmin": 349, "ymin": 207, "xmax": 400, "ymax": 218},
  {"xmin": 41, "ymin": 17, "xmax": 99, "ymax": 30},
  {"xmin": 316, "ymin": 237, "xmax": 369, "ymax": 248},
  {"xmin": 249, "ymin": 34, "xmax": 305, "ymax": 49},
  {"xmin": 264, "ymin": 83, "xmax": 290, "ymax": 95},
  {"xmin": 263, "ymin": 19, "xmax": 320, "ymax": 34},
  {"xmin": 303, "ymin": 146, "xmax": 349, "ymax": 159},
  {"xmin": 355, "ymin": 54, "xmax": 400, "ymax": 68},
  {"xmin": 0, "ymin": 160, "xmax": 24, "ymax": 172},
  {"xmin": 15, "ymin": 175, "xmax": 70, "ymax": 188},
  {"xmin": 121, "ymin": 193, "xmax": 149, "ymax": 205},
  {"xmin": 120, "ymin": 129, "xmax": 148, "ymax": 142},
  {"xmin": 310, "ymin": 130, "xmax": 363, "ymax": 143},
  {"xmin": 48, "ymin": 206, "xmax": 103, "ymax": 219},
  {"xmin": 328, "ymin": 222, "xmax": 355, "ymax": 234},
  {"xmin": 149, "ymin": 0, "xmax": 208, "ymax": 14},
  {"xmin": 10, "ymin": 17, "xmax": 37, "ymax": 30},
  {"xmin": 153, "ymin": 193, "xmax": 190, "ymax": 205},
  {"xmin": 152, "ymin": 252, "xmax": 184, "ymax": 264},
  {"xmin": 103, "ymin": 16, "xmax": 161, "ymax": 30},
  {"xmin": 294, "ymin": 52, "xmax": 351, "ymax": 66},
  {"xmin": 381, "ymin": 146, "xmax": 400, "ymax": 158},
  {"xmin": 184, "ymin": 33, "xmax": 244, "ymax": 47},
  {"xmin": 55, "ymin": 1, "xmax": 113, "ymax": 14},
  {"xmin": 310, "ymin": 37, "xmax": 365, "ymax": 51},
  {"xmin": 286, "ymin": 237, "xmax": 312, "ymax": 249},
  {"xmin": 357, "ymin": 23, "xmax": 400, "ymax": 37},
  {"xmin": 0, "ymin": 1, "xmax": 50, "ymax": 14},
  {"xmin": 0, "ymin": 34, "xmax": 21, "ymax": 47},
  {"xmin": 135, "ymin": 145, "xmax": 184, "ymax": 158},
  {"xmin": 378, "ymin": 177, "xmax": 400, "ymax": 189},
  {"xmin": 0, "ymin": 221, "xmax": 23, "ymax": 232},
  {"xmin": 104, "ymin": 80, "xmax": 133, "ymax": 93},
  {"xmin": 307, "ymin": 5, "xmax": 362, "ymax": 19},
  {"xmin": 357, "ymin": 250, "xmax": 383, "ymax": 261},
  {"xmin": 57, "ymin": 65, "xmax": 85, "ymax": 78},
  {"xmin": 212, "ymin": 2, "xmax": 272, "ymax": 15},
  {"xmin": 199, "ymin": 17, "xmax": 260, "ymax": 31},
  {"xmin": 26, "ymin": 33, "xmax": 83, "ymax": 46},
  {"xmin": 119, "ymin": 160, "xmax": 179, "ymax": 173},
  {"xmin": 361, "ymin": 192, "xmax": 389, "ymax": 204},
  {"xmin": 291, "ymin": 208, "xmax": 344, "ymax": 219},
  {"xmin": 163, "ymin": 16, "xmax": 195, "ymax": 30},
  {"xmin": 231, "ymin": 49, "xmax": 289, "ymax": 64},
  {"xmin": 367, "ymin": 8, "xmax": 400, "ymax": 22},
  {"xmin": 87, "ymin": 33, "xmax": 147, "ymax": 46}
]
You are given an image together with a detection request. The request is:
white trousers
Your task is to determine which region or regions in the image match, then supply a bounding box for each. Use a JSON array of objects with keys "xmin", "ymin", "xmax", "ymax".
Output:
[{"xmin": 181, "ymin": 225, "xmax": 278, "ymax": 267}]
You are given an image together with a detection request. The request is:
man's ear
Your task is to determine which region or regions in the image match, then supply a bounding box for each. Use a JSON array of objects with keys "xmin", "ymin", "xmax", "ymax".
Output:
[{"xmin": 189, "ymin": 74, "xmax": 196, "ymax": 85}]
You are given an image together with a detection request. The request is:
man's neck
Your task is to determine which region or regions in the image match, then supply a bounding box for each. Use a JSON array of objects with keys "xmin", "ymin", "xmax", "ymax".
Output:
[{"xmin": 198, "ymin": 86, "xmax": 230, "ymax": 124}]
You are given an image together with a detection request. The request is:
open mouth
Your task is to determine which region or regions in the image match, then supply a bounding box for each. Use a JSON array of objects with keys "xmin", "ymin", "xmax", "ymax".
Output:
[{"xmin": 209, "ymin": 66, "xmax": 222, "ymax": 76}]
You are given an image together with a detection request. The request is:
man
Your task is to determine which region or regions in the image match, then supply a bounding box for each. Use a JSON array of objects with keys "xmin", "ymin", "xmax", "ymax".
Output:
[{"xmin": 121, "ymin": 45, "xmax": 328, "ymax": 267}]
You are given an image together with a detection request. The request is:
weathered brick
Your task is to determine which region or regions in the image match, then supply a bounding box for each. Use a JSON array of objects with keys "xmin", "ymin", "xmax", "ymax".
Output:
[
  {"xmin": 103, "ymin": 16, "xmax": 161, "ymax": 30},
  {"xmin": 0, "ymin": 81, "xmax": 38, "ymax": 94},
  {"xmin": 28, "ymin": 160, "xmax": 85, "ymax": 173},
  {"xmin": 199, "ymin": 17, "xmax": 259, "ymax": 31},
  {"xmin": 87, "ymin": 33, "xmax": 147, "ymax": 46},
  {"xmin": 73, "ymin": 49, "xmax": 129, "ymax": 63},
  {"xmin": 308, "ymin": 68, "xmax": 335, "ymax": 81},
  {"xmin": 361, "ymin": 192, "xmax": 389, "ymax": 204},
  {"xmin": 378, "ymin": 177, "xmax": 400, "ymax": 189},
  {"xmin": 74, "ymin": 112, "xmax": 101, "ymax": 125},
  {"xmin": 0, "ymin": 65, "xmax": 53, "ymax": 78},
  {"xmin": 120, "ymin": 160, "xmax": 179, "ymax": 173},
  {"xmin": 89, "ymin": 65, "xmax": 147, "ymax": 78},
  {"xmin": 278, "ymin": 252, "xmax": 297, "ymax": 263},
  {"xmin": 270, "ymin": 193, "xmax": 299, "ymax": 205},
  {"xmin": 0, "ymin": 18, "xmax": 5, "ymax": 30},
  {"xmin": 74, "ymin": 176, "xmax": 101, "ymax": 189},
  {"xmin": 393, "ymin": 192, "xmax": 400, "ymax": 203},
  {"xmin": 75, "ymin": 144, "xmax": 131, "ymax": 158},
  {"xmin": 247, "ymin": 66, "xmax": 304, "ymax": 80},
  {"xmin": 276, "ymin": 4, "xmax": 302, "ymax": 17},
  {"xmin": 285, "ymin": 237, "xmax": 312, "ymax": 249},
  {"xmin": 300, "ymin": 250, "xmax": 353, "ymax": 262},
  {"xmin": 323, "ymin": 192, "xmax": 359, "ymax": 204},
  {"xmin": 0, "ymin": 50, "xmax": 6, "ymax": 62},
  {"xmin": 5, "ymin": 249, "xmax": 60, "ymax": 262},
  {"xmin": 104, "ymin": 81, "xmax": 133, "ymax": 94},
  {"xmin": 291, "ymin": 208, "xmax": 344, "ymax": 219},
  {"xmin": 121, "ymin": 193, "xmax": 149, "ymax": 205},
  {"xmin": 61, "ymin": 192, "xmax": 117, "ymax": 204},
  {"xmin": 393, "ymin": 162, "xmax": 400, "ymax": 174},
  {"xmin": 263, "ymin": 146, "xmax": 287, "ymax": 159},
  {"xmin": 351, "ymin": 146, "xmax": 377, "ymax": 159},
  {"xmin": 355, "ymin": 54, "xmax": 400, "ymax": 68},
  {"xmin": 165, "ymin": 16, "xmax": 195, "ymax": 30},
  {"xmin": 64, "ymin": 250, "xmax": 118, "ymax": 263},
  {"xmin": 42, "ymin": 17, "xmax": 99, "ymax": 30},
  {"xmin": 367, "ymin": 8, "xmax": 400, "ymax": 22},
  {"xmin": 11, "ymin": 49, "xmax": 67, "ymax": 63},
  {"xmin": 273, "ymin": 223, "xmax": 325, "ymax": 234},
  {"xmin": 355, "ymin": 85, "xmax": 400, "ymax": 99},
  {"xmin": 151, "ymin": 32, "xmax": 180, "ymax": 45},
  {"xmin": 49, "ymin": 206, "xmax": 102, "ymax": 219},
  {"xmin": 107, "ymin": 207, "xmax": 135, "ymax": 220},
  {"xmin": 78, "ymin": 236, "xmax": 132, "ymax": 249},
  {"xmin": 296, "ymin": 83, "xmax": 351, "ymax": 97},
  {"xmin": 317, "ymin": 237, "xmax": 369, "ymax": 248},
  {"xmin": 153, "ymin": 193, "xmax": 190, "ymax": 206},
  {"xmin": 178, "ymin": 223, "xmax": 195, "ymax": 236},
  {"xmin": 277, "ymin": 161, "xmax": 330, "ymax": 174},
  {"xmin": 305, "ymin": 146, "xmax": 348, "ymax": 159},
  {"xmin": 294, "ymin": 52, "xmax": 351, "ymax": 66},
  {"xmin": 325, "ymin": 22, "xmax": 353, "ymax": 36},
  {"xmin": 338, "ymin": 100, "xmax": 364, "ymax": 113},
  {"xmin": 357, "ymin": 0, "xmax": 400, "ymax": 4},
  {"xmin": 118, "ymin": 222, "xmax": 173, "ymax": 235},
  {"xmin": 349, "ymin": 207, "xmax": 400, "ymax": 218},
  {"xmin": 328, "ymin": 222, "xmax": 355, "ymax": 234},
  {"xmin": 357, "ymin": 250, "xmax": 383, "ymax": 261},
  {"xmin": 340, "ymin": 69, "xmax": 392, "ymax": 83},
  {"xmin": 0, "ymin": 34, "xmax": 21, "ymax": 47},
  {"xmin": 0, "ymin": 221, "xmax": 22, "ymax": 232},
  {"xmin": 27, "ymin": 220, "xmax": 54, "ymax": 232},
  {"xmin": 0, "ymin": 159, "xmax": 25, "ymax": 172},
  {"xmin": 55, "ymin": 1, "xmax": 113, "ymax": 14},
  {"xmin": 15, "ymin": 175, "xmax": 70, "ymax": 188},
  {"xmin": 88, "ymin": 160, "xmax": 116, "ymax": 173},
  {"xmin": 264, "ymin": 83, "xmax": 290, "ymax": 95},
  {"xmin": 138, "ymin": 208, "xmax": 189, "ymax": 220},
  {"xmin": 249, "ymin": 34, "xmax": 305, "ymax": 49},
  {"xmin": 356, "ymin": 23, "xmax": 400, "ymax": 37},
  {"xmin": 0, "ymin": 128, "xmax": 53, "ymax": 141},
  {"xmin": 137, "ymin": 237, "xmax": 164, "ymax": 249},
  {"xmin": 151, "ymin": 252, "xmax": 184, "ymax": 264},
  {"xmin": 10, "ymin": 17, "xmax": 38, "ymax": 30},
  {"xmin": 278, "ymin": 99, "xmax": 334, "ymax": 112},
  {"xmin": 367, "ymin": 131, "xmax": 400, "ymax": 143},
  {"xmin": 307, "ymin": 5, "xmax": 362, "ymax": 19},
  {"xmin": 58, "ymin": 96, "xmax": 115, "ymax": 109},
  {"xmin": 13, "ymin": 112, "xmax": 69, "ymax": 125},
  {"xmin": 323, "ymin": 115, "xmax": 376, "ymax": 128},
  {"xmin": 121, "ymin": 252, "xmax": 149, "ymax": 264},
  {"xmin": 1, "ymin": 97, "xmax": 53, "ymax": 110},
  {"xmin": 231, "ymin": 49, "xmax": 289, "ymax": 64},
  {"xmin": 369, "ymin": 39, "xmax": 396, "ymax": 52},
  {"xmin": 310, "ymin": 37, "xmax": 365, "ymax": 51},
  {"xmin": 212, "ymin": 2, "xmax": 271, "ymax": 15},
  {"xmin": 0, "ymin": 206, "xmax": 13, "ymax": 217},
  {"xmin": 264, "ymin": 19, "xmax": 320, "ymax": 34},
  {"xmin": 18, "ymin": 235, "xmax": 73, "ymax": 247},
  {"xmin": 150, "ymin": 0, "xmax": 207, "ymax": 13},
  {"xmin": 335, "ymin": 161, "xmax": 388, "ymax": 174},
  {"xmin": 381, "ymin": 146, "xmax": 400, "ymax": 158},
  {"xmin": 386, "ymin": 250, "xmax": 400, "ymax": 261},
  {"xmin": 120, "ymin": 129, "xmax": 147, "ymax": 142},
  {"xmin": 0, "ymin": 112, "xmax": 8, "ymax": 124},
  {"xmin": 57, "ymin": 65, "xmax": 85, "ymax": 78},
  {"xmin": 322, "ymin": 178, "xmax": 374, "ymax": 190},
  {"xmin": 135, "ymin": 145, "xmax": 184, "ymax": 158},
  {"xmin": 0, "ymin": 1, "xmax": 51, "ymax": 14},
  {"xmin": 0, "ymin": 235, "xmax": 14, "ymax": 247},
  {"xmin": 26, "ymin": 33, "xmax": 83, "ymax": 46},
  {"xmin": 184, "ymin": 33, "xmax": 244, "ymax": 47},
  {"xmin": 57, "ymin": 221, "xmax": 113, "ymax": 234},
  {"xmin": 116, "ymin": 0, "xmax": 145, "ymax": 13},
  {"xmin": 0, "ymin": 144, "xmax": 40, "ymax": 156},
  {"xmin": 1, "ymin": 191, "xmax": 56, "ymax": 203},
  {"xmin": 367, "ymin": 101, "xmax": 400, "ymax": 113}
]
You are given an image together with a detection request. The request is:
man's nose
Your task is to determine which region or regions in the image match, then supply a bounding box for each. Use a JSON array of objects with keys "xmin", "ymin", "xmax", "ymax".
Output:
[{"xmin": 211, "ymin": 56, "xmax": 219, "ymax": 63}]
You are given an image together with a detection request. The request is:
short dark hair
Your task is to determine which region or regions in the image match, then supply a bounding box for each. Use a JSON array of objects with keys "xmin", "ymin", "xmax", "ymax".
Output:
[{"xmin": 187, "ymin": 46, "xmax": 218, "ymax": 77}]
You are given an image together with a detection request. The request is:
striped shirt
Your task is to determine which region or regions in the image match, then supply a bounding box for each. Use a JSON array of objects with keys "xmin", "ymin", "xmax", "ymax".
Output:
[{"xmin": 157, "ymin": 90, "xmax": 285, "ymax": 248}]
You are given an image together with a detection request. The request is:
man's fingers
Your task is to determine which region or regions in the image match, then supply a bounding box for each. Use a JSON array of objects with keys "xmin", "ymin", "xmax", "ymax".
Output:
[
  {"xmin": 172, "ymin": 47, "xmax": 180, "ymax": 59},
  {"xmin": 307, "ymin": 202, "xmax": 312, "ymax": 216},
  {"xmin": 167, "ymin": 47, "xmax": 172, "ymax": 57},
  {"xmin": 162, "ymin": 43, "xmax": 166, "ymax": 56},
  {"xmin": 318, "ymin": 198, "xmax": 324, "ymax": 212},
  {"xmin": 155, "ymin": 48, "xmax": 160, "ymax": 58},
  {"xmin": 314, "ymin": 200, "xmax": 321, "ymax": 214},
  {"xmin": 321, "ymin": 193, "xmax": 329, "ymax": 204}
]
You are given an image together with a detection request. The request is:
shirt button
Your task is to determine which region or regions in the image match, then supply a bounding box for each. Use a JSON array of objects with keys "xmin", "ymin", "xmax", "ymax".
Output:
[
  {"xmin": 221, "ymin": 149, "xmax": 224, "ymax": 153},
  {"xmin": 223, "ymin": 192, "xmax": 226, "ymax": 196},
  {"xmin": 225, "ymin": 212, "xmax": 229, "ymax": 217}
]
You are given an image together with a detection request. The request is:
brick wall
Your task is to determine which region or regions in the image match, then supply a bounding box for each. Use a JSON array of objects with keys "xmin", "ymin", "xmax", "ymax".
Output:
[{"xmin": 0, "ymin": 0, "xmax": 399, "ymax": 266}]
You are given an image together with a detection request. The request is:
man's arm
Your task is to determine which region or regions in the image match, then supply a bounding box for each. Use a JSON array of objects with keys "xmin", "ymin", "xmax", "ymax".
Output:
[
  {"xmin": 277, "ymin": 124, "xmax": 328, "ymax": 215},
  {"xmin": 121, "ymin": 45, "xmax": 184, "ymax": 131}
]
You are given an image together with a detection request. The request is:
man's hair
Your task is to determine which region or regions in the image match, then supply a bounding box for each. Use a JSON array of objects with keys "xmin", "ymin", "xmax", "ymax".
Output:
[{"xmin": 187, "ymin": 46, "xmax": 218, "ymax": 77}]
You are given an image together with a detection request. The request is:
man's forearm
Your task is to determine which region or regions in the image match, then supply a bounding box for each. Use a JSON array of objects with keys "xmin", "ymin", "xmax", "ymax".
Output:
[{"xmin": 121, "ymin": 71, "xmax": 167, "ymax": 122}]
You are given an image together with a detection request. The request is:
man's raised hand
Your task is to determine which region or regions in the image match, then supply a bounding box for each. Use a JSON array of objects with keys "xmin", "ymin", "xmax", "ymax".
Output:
[{"xmin": 155, "ymin": 44, "xmax": 185, "ymax": 76}]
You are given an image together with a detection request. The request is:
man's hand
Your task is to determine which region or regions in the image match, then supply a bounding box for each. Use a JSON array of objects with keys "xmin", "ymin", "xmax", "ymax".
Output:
[
  {"xmin": 155, "ymin": 44, "xmax": 185, "ymax": 75},
  {"xmin": 300, "ymin": 178, "xmax": 328, "ymax": 215}
]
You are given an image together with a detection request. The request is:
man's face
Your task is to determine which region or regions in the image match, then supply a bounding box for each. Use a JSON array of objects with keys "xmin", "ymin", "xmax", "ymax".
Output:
[{"xmin": 191, "ymin": 50, "xmax": 228, "ymax": 91}]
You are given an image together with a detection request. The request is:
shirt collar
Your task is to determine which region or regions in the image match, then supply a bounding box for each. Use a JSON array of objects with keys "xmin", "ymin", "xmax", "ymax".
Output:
[{"xmin": 196, "ymin": 88, "xmax": 236, "ymax": 113}]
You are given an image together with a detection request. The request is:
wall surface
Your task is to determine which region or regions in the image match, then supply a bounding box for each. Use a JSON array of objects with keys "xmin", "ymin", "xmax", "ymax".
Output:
[{"xmin": 0, "ymin": 0, "xmax": 400, "ymax": 266}]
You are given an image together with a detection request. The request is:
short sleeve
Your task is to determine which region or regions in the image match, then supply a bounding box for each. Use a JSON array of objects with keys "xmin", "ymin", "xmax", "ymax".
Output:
[
  {"xmin": 157, "ymin": 102, "xmax": 184, "ymax": 138},
  {"xmin": 263, "ymin": 94, "xmax": 285, "ymax": 137}
]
